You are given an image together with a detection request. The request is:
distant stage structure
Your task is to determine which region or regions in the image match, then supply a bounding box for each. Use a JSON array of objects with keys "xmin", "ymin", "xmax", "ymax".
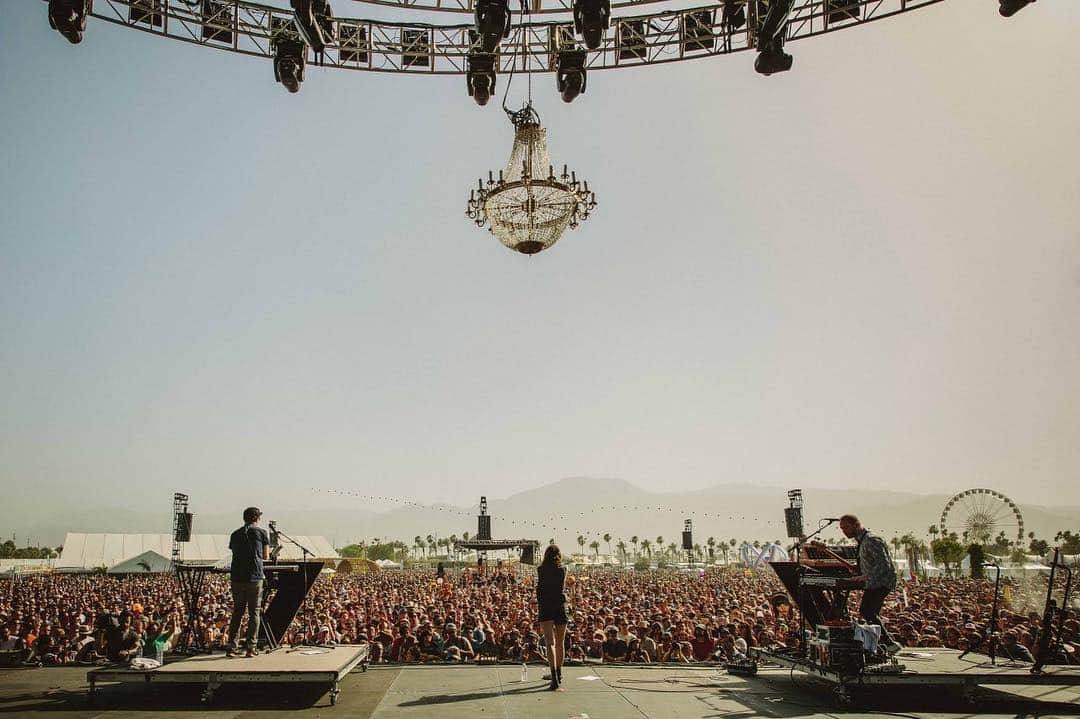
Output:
[
  {"xmin": 939, "ymin": 488, "xmax": 1024, "ymax": 545},
  {"xmin": 455, "ymin": 495, "xmax": 541, "ymax": 564}
]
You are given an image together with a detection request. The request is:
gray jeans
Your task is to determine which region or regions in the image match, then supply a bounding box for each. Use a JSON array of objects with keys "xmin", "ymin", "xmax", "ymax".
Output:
[{"xmin": 228, "ymin": 580, "xmax": 263, "ymax": 650}]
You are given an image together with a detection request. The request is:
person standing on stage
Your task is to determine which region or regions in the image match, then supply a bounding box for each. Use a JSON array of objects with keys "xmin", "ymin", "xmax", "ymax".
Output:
[
  {"xmin": 840, "ymin": 514, "xmax": 900, "ymax": 653},
  {"xmin": 537, "ymin": 544, "xmax": 568, "ymax": 691},
  {"xmin": 227, "ymin": 506, "xmax": 270, "ymax": 658}
]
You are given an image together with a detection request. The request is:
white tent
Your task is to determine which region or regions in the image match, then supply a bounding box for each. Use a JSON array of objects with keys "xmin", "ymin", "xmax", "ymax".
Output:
[
  {"xmin": 107, "ymin": 550, "xmax": 173, "ymax": 574},
  {"xmin": 375, "ymin": 559, "xmax": 403, "ymax": 569},
  {"xmin": 1001, "ymin": 563, "xmax": 1052, "ymax": 578},
  {"xmin": 57, "ymin": 533, "xmax": 339, "ymax": 571}
]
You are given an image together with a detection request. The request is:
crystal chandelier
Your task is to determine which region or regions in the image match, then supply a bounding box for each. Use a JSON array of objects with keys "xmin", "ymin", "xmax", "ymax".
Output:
[{"xmin": 466, "ymin": 105, "xmax": 597, "ymax": 255}]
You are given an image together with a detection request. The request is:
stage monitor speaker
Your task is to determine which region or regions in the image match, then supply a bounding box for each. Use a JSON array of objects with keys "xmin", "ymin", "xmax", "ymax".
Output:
[
  {"xmin": 477, "ymin": 515, "xmax": 492, "ymax": 541},
  {"xmin": 682, "ymin": 531, "xmax": 693, "ymax": 551},
  {"xmin": 521, "ymin": 544, "xmax": 536, "ymax": 565},
  {"xmin": 784, "ymin": 507, "xmax": 804, "ymax": 539},
  {"xmin": 175, "ymin": 512, "xmax": 193, "ymax": 542}
]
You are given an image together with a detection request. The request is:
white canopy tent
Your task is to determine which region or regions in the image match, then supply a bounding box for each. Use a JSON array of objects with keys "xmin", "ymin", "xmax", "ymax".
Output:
[{"xmin": 107, "ymin": 549, "xmax": 173, "ymax": 574}]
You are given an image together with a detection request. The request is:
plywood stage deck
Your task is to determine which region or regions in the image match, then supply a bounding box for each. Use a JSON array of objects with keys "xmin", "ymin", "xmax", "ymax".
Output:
[{"xmin": 87, "ymin": 645, "xmax": 368, "ymax": 704}]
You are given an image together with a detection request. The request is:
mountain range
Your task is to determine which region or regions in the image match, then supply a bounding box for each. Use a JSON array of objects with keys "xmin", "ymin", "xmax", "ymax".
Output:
[{"xmin": 6, "ymin": 477, "xmax": 1078, "ymax": 551}]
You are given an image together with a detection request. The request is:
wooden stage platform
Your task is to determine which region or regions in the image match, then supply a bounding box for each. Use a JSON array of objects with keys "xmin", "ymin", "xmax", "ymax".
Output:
[
  {"xmin": 756, "ymin": 647, "xmax": 1080, "ymax": 703},
  {"xmin": 87, "ymin": 645, "xmax": 368, "ymax": 705}
]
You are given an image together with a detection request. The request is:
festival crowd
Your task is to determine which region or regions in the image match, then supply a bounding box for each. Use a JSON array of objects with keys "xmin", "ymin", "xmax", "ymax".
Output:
[{"xmin": 1, "ymin": 565, "xmax": 1077, "ymax": 667}]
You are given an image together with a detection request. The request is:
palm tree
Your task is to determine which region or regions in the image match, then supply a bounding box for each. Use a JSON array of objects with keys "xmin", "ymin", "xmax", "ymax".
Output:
[
  {"xmin": 667, "ymin": 542, "xmax": 678, "ymax": 560},
  {"xmin": 414, "ymin": 535, "xmax": 424, "ymax": 559},
  {"xmin": 641, "ymin": 539, "xmax": 652, "ymax": 560},
  {"xmin": 631, "ymin": 536, "xmax": 639, "ymax": 559},
  {"xmin": 656, "ymin": 537, "xmax": 664, "ymax": 558},
  {"xmin": 693, "ymin": 543, "xmax": 702, "ymax": 563},
  {"xmin": 577, "ymin": 535, "xmax": 586, "ymax": 558},
  {"xmin": 589, "ymin": 540, "xmax": 600, "ymax": 561},
  {"xmin": 928, "ymin": 525, "xmax": 939, "ymax": 542},
  {"xmin": 616, "ymin": 540, "xmax": 628, "ymax": 565},
  {"xmin": 603, "ymin": 533, "xmax": 612, "ymax": 557},
  {"xmin": 707, "ymin": 537, "xmax": 716, "ymax": 562}
]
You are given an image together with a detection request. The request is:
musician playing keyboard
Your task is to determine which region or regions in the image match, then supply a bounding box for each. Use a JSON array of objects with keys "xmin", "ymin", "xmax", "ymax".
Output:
[{"xmin": 839, "ymin": 514, "xmax": 900, "ymax": 654}]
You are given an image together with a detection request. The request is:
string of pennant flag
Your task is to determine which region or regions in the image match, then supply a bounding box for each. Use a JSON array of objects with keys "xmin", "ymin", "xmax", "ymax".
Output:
[{"xmin": 310, "ymin": 488, "xmax": 781, "ymax": 543}]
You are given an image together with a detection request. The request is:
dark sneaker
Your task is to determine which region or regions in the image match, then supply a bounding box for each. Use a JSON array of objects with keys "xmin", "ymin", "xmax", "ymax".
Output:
[{"xmin": 245, "ymin": 648, "xmax": 259, "ymax": 658}]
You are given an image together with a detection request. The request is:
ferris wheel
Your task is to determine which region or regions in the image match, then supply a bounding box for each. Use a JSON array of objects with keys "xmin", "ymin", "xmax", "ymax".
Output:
[{"xmin": 939, "ymin": 488, "xmax": 1024, "ymax": 546}]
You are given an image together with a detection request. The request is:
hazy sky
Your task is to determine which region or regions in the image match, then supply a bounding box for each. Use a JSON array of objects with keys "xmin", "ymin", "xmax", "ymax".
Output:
[{"xmin": 1, "ymin": 0, "xmax": 1078, "ymax": 523}]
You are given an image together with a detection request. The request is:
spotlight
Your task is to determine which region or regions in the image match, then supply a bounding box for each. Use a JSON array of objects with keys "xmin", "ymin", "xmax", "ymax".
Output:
[
  {"xmin": 47, "ymin": 0, "xmax": 92, "ymax": 44},
  {"xmin": 556, "ymin": 48, "xmax": 587, "ymax": 103},
  {"xmin": 754, "ymin": 41, "xmax": 792, "ymax": 74},
  {"xmin": 573, "ymin": 0, "xmax": 610, "ymax": 50},
  {"xmin": 474, "ymin": 0, "xmax": 511, "ymax": 53},
  {"xmin": 292, "ymin": 0, "xmax": 335, "ymax": 60},
  {"xmin": 755, "ymin": 0, "xmax": 794, "ymax": 75},
  {"xmin": 466, "ymin": 52, "xmax": 497, "ymax": 106},
  {"xmin": 998, "ymin": 0, "xmax": 1034, "ymax": 16},
  {"xmin": 274, "ymin": 38, "xmax": 307, "ymax": 93}
]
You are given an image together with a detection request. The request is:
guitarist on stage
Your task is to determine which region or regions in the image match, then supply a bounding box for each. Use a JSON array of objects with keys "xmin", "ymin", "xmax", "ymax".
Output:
[
  {"xmin": 839, "ymin": 514, "xmax": 901, "ymax": 655},
  {"xmin": 227, "ymin": 507, "xmax": 271, "ymax": 658}
]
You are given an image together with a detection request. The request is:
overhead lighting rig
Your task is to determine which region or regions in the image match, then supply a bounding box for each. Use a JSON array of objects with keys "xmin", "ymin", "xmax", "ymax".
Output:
[
  {"xmin": 467, "ymin": 52, "xmax": 497, "ymax": 106},
  {"xmin": 292, "ymin": 0, "xmax": 335, "ymax": 62},
  {"xmin": 755, "ymin": 0, "xmax": 795, "ymax": 75},
  {"xmin": 46, "ymin": 0, "xmax": 92, "ymax": 44},
  {"xmin": 475, "ymin": 0, "xmax": 512, "ymax": 53},
  {"xmin": 274, "ymin": 38, "xmax": 308, "ymax": 93},
  {"xmin": 573, "ymin": 0, "xmax": 611, "ymax": 50},
  {"xmin": 556, "ymin": 48, "xmax": 587, "ymax": 103}
]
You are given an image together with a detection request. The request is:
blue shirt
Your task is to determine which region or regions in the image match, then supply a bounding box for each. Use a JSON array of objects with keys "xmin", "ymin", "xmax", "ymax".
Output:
[{"xmin": 229, "ymin": 524, "xmax": 270, "ymax": 582}]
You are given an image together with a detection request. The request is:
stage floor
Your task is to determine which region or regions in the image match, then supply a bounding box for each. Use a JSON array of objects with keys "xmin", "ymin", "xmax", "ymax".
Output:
[
  {"xmin": 758, "ymin": 647, "xmax": 1080, "ymax": 688},
  {"xmin": 2, "ymin": 657, "xmax": 1079, "ymax": 718}
]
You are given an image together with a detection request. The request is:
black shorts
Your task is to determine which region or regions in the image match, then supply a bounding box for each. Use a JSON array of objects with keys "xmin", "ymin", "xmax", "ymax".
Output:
[{"xmin": 538, "ymin": 605, "xmax": 568, "ymax": 625}]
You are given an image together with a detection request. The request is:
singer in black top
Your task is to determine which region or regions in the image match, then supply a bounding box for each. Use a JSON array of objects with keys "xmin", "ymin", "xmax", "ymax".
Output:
[
  {"xmin": 537, "ymin": 544, "xmax": 568, "ymax": 690},
  {"xmin": 227, "ymin": 507, "xmax": 270, "ymax": 657}
]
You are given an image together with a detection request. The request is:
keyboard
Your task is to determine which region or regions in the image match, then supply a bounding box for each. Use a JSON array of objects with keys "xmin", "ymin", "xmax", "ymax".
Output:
[{"xmin": 801, "ymin": 576, "xmax": 863, "ymax": 590}]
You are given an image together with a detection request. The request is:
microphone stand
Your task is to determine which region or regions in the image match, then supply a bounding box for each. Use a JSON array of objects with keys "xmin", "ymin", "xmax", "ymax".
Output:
[
  {"xmin": 274, "ymin": 525, "xmax": 316, "ymax": 611},
  {"xmin": 792, "ymin": 518, "xmax": 838, "ymax": 658},
  {"xmin": 959, "ymin": 558, "xmax": 1001, "ymax": 664}
]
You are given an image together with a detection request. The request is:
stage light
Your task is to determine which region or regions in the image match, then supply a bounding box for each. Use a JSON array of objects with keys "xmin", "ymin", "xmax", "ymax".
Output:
[
  {"xmin": 274, "ymin": 38, "xmax": 307, "ymax": 93},
  {"xmin": 998, "ymin": 0, "xmax": 1034, "ymax": 17},
  {"xmin": 755, "ymin": 0, "xmax": 794, "ymax": 75},
  {"xmin": 573, "ymin": 0, "xmax": 610, "ymax": 50},
  {"xmin": 556, "ymin": 48, "xmax": 587, "ymax": 103},
  {"xmin": 292, "ymin": 0, "xmax": 335, "ymax": 61},
  {"xmin": 474, "ymin": 0, "xmax": 511, "ymax": 53},
  {"xmin": 467, "ymin": 52, "xmax": 497, "ymax": 106},
  {"xmin": 755, "ymin": 41, "xmax": 792, "ymax": 74},
  {"xmin": 47, "ymin": 0, "xmax": 91, "ymax": 44}
]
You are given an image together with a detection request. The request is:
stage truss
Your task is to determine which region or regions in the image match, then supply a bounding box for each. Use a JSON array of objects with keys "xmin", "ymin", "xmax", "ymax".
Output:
[{"xmin": 90, "ymin": 0, "xmax": 945, "ymax": 75}]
